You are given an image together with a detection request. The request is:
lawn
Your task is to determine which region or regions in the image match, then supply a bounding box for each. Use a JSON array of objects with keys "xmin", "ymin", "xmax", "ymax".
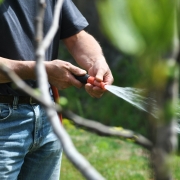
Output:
[{"xmin": 60, "ymin": 119, "xmax": 180, "ymax": 180}]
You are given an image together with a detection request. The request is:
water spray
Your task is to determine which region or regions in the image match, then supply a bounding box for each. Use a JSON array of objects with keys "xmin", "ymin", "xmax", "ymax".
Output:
[
  {"xmin": 51, "ymin": 74, "xmax": 180, "ymax": 133},
  {"xmin": 74, "ymin": 74, "xmax": 157, "ymax": 116},
  {"xmin": 74, "ymin": 74, "xmax": 180, "ymax": 133}
]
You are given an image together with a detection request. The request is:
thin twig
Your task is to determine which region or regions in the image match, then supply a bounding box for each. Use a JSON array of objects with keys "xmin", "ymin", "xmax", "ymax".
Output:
[
  {"xmin": 0, "ymin": 63, "xmax": 152, "ymax": 151},
  {"xmin": 0, "ymin": 63, "xmax": 61, "ymax": 111},
  {"xmin": 63, "ymin": 110, "xmax": 153, "ymax": 150},
  {"xmin": 0, "ymin": 61, "xmax": 152, "ymax": 151},
  {"xmin": 41, "ymin": 0, "xmax": 63, "ymax": 51},
  {"xmin": 35, "ymin": 0, "xmax": 106, "ymax": 179}
]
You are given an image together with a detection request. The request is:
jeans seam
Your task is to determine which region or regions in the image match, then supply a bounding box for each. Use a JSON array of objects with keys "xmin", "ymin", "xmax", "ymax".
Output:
[{"xmin": 28, "ymin": 104, "xmax": 38, "ymax": 152}]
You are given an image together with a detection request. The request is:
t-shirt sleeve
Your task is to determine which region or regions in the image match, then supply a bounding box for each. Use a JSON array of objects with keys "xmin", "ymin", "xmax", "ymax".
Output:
[{"xmin": 60, "ymin": 0, "xmax": 89, "ymax": 39}]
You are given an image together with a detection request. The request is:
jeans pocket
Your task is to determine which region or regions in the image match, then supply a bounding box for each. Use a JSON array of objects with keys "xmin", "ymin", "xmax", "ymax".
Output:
[{"xmin": 0, "ymin": 104, "xmax": 12, "ymax": 121}]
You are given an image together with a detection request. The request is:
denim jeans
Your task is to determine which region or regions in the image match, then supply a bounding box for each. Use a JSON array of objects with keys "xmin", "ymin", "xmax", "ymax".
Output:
[{"xmin": 0, "ymin": 101, "xmax": 63, "ymax": 180}]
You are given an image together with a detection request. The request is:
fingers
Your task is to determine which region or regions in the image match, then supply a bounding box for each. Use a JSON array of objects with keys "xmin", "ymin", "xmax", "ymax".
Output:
[
  {"xmin": 68, "ymin": 63, "xmax": 87, "ymax": 76},
  {"xmin": 69, "ymin": 73, "xmax": 85, "ymax": 89},
  {"xmin": 103, "ymin": 71, "xmax": 114, "ymax": 85},
  {"xmin": 86, "ymin": 67, "xmax": 113, "ymax": 98},
  {"xmin": 85, "ymin": 83, "xmax": 105, "ymax": 98},
  {"xmin": 48, "ymin": 61, "xmax": 87, "ymax": 89},
  {"xmin": 94, "ymin": 68, "xmax": 105, "ymax": 82},
  {"xmin": 67, "ymin": 63, "xmax": 87, "ymax": 88},
  {"xmin": 48, "ymin": 60, "xmax": 112, "ymax": 97}
]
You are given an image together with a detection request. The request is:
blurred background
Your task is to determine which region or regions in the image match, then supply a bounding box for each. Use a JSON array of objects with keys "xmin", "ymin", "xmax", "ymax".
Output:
[
  {"xmin": 58, "ymin": 0, "xmax": 149, "ymax": 137},
  {"xmin": 60, "ymin": 1, "xmax": 180, "ymax": 179}
]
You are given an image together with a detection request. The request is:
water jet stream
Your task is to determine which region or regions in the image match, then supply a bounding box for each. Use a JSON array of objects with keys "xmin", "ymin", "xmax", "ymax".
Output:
[{"xmin": 74, "ymin": 74, "xmax": 180, "ymax": 133}]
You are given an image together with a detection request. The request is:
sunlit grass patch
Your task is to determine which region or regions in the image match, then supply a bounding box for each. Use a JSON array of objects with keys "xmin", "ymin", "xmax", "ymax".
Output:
[{"xmin": 61, "ymin": 120, "xmax": 150, "ymax": 180}]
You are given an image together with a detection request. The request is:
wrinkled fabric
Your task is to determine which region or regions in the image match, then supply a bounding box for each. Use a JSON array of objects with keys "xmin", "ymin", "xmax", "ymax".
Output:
[{"xmin": 0, "ymin": 0, "xmax": 88, "ymax": 95}]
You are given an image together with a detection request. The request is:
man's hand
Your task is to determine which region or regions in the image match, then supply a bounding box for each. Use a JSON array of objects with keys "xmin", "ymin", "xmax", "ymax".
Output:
[
  {"xmin": 45, "ymin": 60, "xmax": 86, "ymax": 90},
  {"xmin": 63, "ymin": 30, "xmax": 114, "ymax": 98},
  {"xmin": 85, "ymin": 59, "xmax": 113, "ymax": 98}
]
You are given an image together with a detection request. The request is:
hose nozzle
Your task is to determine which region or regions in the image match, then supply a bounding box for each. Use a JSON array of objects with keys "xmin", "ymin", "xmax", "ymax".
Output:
[{"xmin": 74, "ymin": 74, "xmax": 106, "ymax": 89}]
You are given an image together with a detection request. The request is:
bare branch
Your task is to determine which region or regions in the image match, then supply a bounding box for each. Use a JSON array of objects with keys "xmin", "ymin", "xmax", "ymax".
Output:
[
  {"xmin": 0, "ymin": 63, "xmax": 62, "ymax": 112},
  {"xmin": 0, "ymin": 63, "xmax": 153, "ymax": 153},
  {"xmin": 34, "ymin": 0, "xmax": 106, "ymax": 179},
  {"xmin": 0, "ymin": 63, "xmax": 152, "ymax": 151},
  {"xmin": 0, "ymin": 56, "xmax": 152, "ymax": 179},
  {"xmin": 63, "ymin": 110, "xmax": 153, "ymax": 150},
  {"xmin": 42, "ymin": 0, "xmax": 63, "ymax": 51}
]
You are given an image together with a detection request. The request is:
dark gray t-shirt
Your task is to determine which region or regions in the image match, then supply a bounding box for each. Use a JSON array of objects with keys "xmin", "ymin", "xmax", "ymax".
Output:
[{"xmin": 0, "ymin": 0, "xmax": 88, "ymax": 95}]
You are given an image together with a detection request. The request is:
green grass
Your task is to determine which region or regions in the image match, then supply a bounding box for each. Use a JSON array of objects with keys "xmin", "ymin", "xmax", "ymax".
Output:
[{"xmin": 60, "ymin": 120, "xmax": 180, "ymax": 180}]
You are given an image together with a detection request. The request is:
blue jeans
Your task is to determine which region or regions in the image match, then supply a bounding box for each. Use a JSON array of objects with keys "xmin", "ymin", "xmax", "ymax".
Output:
[{"xmin": 0, "ymin": 101, "xmax": 63, "ymax": 180}]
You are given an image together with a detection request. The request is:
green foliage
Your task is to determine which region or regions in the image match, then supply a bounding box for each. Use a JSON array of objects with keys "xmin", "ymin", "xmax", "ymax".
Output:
[
  {"xmin": 58, "ymin": 96, "xmax": 68, "ymax": 107},
  {"xmin": 61, "ymin": 123, "xmax": 151, "ymax": 180},
  {"xmin": 59, "ymin": 0, "xmax": 178, "ymax": 138},
  {"xmin": 61, "ymin": 123, "xmax": 180, "ymax": 180},
  {"xmin": 96, "ymin": 0, "xmax": 179, "ymax": 128},
  {"xmin": 97, "ymin": 0, "xmax": 145, "ymax": 55},
  {"xmin": 33, "ymin": 88, "xmax": 41, "ymax": 96},
  {"xmin": 97, "ymin": 0, "xmax": 175, "ymax": 56},
  {"xmin": 62, "ymin": 118, "xmax": 76, "ymax": 129}
]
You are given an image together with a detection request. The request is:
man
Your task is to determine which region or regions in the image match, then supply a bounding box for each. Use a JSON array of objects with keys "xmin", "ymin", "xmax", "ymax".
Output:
[{"xmin": 0, "ymin": 0, "xmax": 113, "ymax": 179}]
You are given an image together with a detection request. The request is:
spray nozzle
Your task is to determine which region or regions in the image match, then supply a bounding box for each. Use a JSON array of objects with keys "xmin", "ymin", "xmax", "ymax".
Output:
[{"xmin": 74, "ymin": 74, "xmax": 106, "ymax": 89}]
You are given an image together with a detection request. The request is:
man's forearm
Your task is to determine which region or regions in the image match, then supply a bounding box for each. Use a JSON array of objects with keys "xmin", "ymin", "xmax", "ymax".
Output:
[
  {"xmin": 63, "ymin": 30, "xmax": 106, "ymax": 71},
  {"xmin": 0, "ymin": 57, "xmax": 36, "ymax": 83},
  {"xmin": 0, "ymin": 57, "xmax": 86, "ymax": 90}
]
